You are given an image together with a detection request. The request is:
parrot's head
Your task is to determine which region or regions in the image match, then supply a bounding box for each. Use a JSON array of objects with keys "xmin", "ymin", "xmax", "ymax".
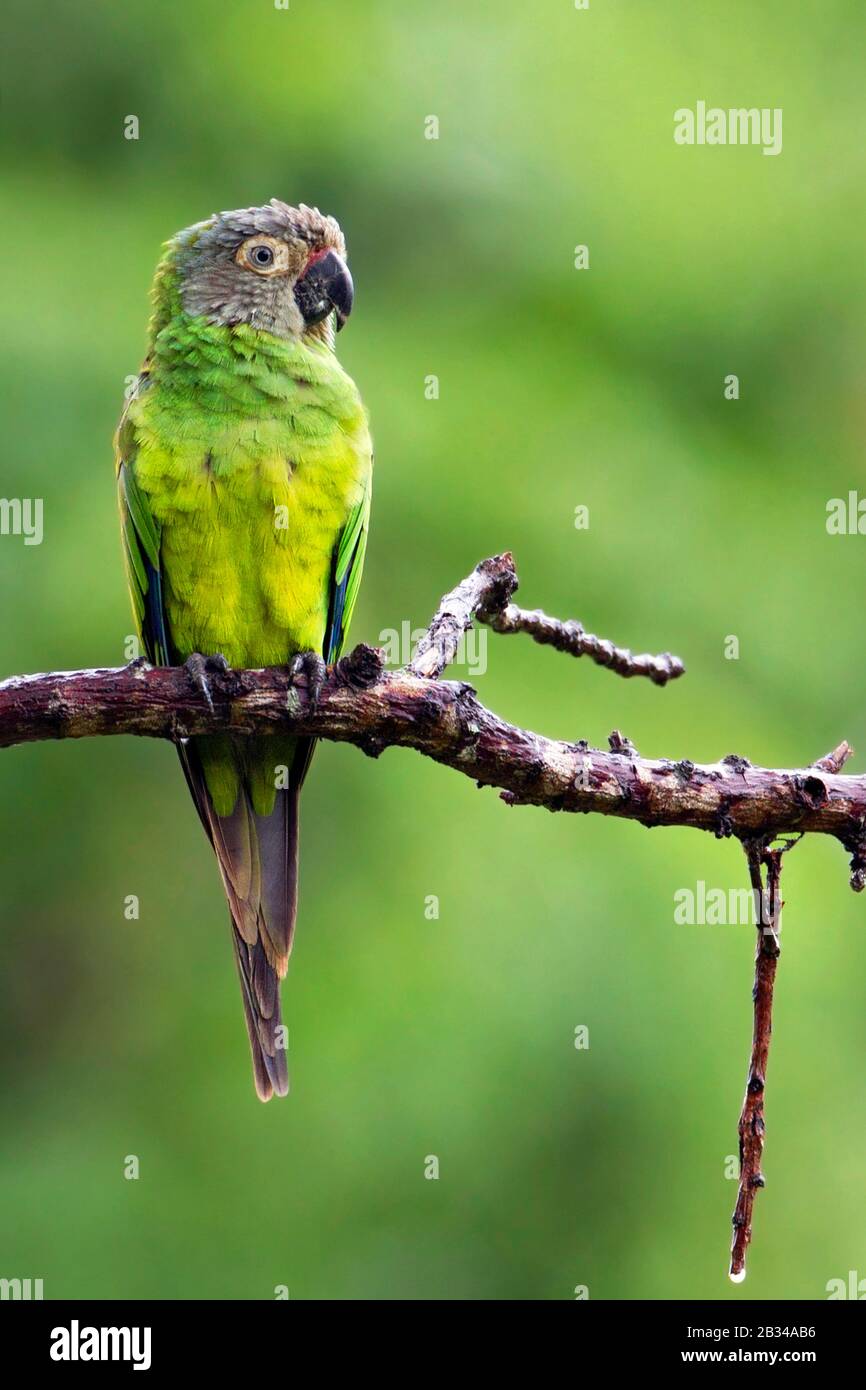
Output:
[{"xmin": 161, "ymin": 199, "xmax": 354, "ymax": 345}]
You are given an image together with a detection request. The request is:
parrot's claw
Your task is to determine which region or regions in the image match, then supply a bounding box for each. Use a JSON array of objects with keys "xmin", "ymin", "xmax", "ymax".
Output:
[
  {"xmin": 184, "ymin": 652, "xmax": 230, "ymax": 715},
  {"xmin": 289, "ymin": 650, "xmax": 327, "ymax": 708}
]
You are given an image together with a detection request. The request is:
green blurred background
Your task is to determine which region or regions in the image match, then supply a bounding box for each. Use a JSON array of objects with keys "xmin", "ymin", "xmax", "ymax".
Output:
[{"xmin": 1, "ymin": 0, "xmax": 865, "ymax": 1300}]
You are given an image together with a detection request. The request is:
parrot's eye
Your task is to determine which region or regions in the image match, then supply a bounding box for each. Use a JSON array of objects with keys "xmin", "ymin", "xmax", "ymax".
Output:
[{"xmin": 235, "ymin": 235, "xmax": 290, "ymax": 277}]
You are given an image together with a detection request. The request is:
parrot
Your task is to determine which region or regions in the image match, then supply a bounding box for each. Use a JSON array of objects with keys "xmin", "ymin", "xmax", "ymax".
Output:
[{"xmin": 115, "ymin": 199, "xmax": 372, "ymax": 1100}]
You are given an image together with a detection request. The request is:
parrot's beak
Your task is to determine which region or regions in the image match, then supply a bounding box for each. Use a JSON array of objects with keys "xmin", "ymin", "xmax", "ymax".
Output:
[{"xmin": 294, "ymin": 249, "xmax": 354, "ymax": 331}]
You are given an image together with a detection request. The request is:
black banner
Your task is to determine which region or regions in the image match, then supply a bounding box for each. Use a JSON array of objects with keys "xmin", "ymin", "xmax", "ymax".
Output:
[{"xmin": 2, "ymin": 1298, "xmax": 861, "ymax": 1373}]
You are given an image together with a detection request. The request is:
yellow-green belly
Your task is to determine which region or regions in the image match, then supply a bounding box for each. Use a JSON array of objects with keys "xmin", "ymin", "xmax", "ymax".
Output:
[{"xmin": 135, "ymin": 418, "xmax": 369, "ymax": 669}]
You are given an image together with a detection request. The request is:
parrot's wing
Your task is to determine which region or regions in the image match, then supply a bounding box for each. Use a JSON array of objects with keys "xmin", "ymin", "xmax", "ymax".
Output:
[
  {"xmin": 325, "ymin": 469, "xmax": 372, "ymax": 663},
  {"xmin": 117, "ymin": 411, "xmax": 218, "ymax": 838},
  {"xmin": 116, "ymin": 399, "xmax": 171, "ymax": 668},
  {"xmin": 289, "ymin": 470, "xmax": 372, "ymax": 798},
  {"xmin": 115, "ymin": 396, "xmax": 289, "ymax": 1101}
]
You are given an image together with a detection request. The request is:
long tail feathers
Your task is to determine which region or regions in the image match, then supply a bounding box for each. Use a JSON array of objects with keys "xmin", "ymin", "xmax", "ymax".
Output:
[
  {"xmin": 179, "ymin": 741, "xmax": 304, "ymax": 1101},
  {"xmin": 232, "ymin": 929, "xmax": 290, "ymax": 1101}
]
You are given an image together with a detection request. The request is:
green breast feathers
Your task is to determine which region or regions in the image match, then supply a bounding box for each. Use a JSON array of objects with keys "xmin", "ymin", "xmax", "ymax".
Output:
[{"xmin": 117, "ymin": 315, "xmax": 372, "ymax": 669}]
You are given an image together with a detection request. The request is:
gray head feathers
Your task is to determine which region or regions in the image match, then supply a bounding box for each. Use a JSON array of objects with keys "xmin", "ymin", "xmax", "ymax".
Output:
[{"xmin": 167, "ymin": 199, "xmax": 348, "ymax": 341}]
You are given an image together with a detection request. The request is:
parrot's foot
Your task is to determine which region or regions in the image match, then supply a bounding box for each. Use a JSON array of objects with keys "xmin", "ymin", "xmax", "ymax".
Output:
[
  {"xmin": 184, "ymin": 652, "xmax": 230, "ymax": 715},
  {"xmin": 289, "ymin": 650, "xmax": 327, "ymax": 708}
]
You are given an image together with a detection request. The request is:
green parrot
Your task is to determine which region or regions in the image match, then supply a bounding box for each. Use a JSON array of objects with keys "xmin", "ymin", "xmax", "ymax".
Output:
[{"xmin": 115, "ymin": 200, "xmax": 372, "ymax": 1100}]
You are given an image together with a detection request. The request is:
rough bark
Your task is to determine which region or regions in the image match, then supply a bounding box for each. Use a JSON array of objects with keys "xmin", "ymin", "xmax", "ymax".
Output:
[{"xmin": 1, "ymin": 645, "xmax": 863, "ymax": 882}]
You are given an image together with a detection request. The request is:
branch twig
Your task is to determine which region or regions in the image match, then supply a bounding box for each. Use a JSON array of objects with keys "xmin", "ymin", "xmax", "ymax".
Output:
[
  {"xmin": 408, "ymin": 552, "xmax": 685, "ymax": 685},
  {"xmin": 729, "ymin": 839, "xmax": 788, "ymax": 1282},
  {"xmin": 479, "ymin": 601, "xmax": 685, "ymax": 685},
  {"xmin": 408, "ymin": 553, "xmax": 518, "ymax": 678}
]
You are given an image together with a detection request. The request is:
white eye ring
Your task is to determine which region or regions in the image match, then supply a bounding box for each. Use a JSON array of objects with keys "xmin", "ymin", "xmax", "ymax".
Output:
[{"xmin": 235, "ymin": 236, "xmax": 290, "ymax": 276}]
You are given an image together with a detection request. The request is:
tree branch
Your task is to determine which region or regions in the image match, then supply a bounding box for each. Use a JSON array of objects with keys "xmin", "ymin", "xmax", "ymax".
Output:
[
  {"xmin": 0, "ymin": 553, "xmax": 863, "ymax": 881},
  {"xmin": 1, "ymin": 551, "xmax": 861, "ymax": 1280}
]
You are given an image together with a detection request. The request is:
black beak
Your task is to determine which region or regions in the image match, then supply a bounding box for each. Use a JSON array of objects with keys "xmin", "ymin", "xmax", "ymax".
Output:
[{"xmin": 294, "ymin": 249, "xmax": 354, "ymax": 331}]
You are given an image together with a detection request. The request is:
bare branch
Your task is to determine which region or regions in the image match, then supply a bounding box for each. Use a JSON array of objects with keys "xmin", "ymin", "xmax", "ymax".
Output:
[
  {"xmin": 479, "ymin": 601, "xmax": 685, "ymax": 685},
  {"xmin": 0, "ymin": 656, "xmax": 860, "ymax": 828},
  {"xmin": 0, "ymin": 552, "xmax": 861, "ymax": 1280},
  {"xmin": 409, "ymin": 550, "xmax": 685, "ymax": 685},
  {"xmin": 729, "ymin": 841, "xmax": 787, "ymax": 1283},
  {"xmin": 0, "ymin": 556, "xmax": 863, "ymax": 895},
  {"xmin": 408, "ymin": 552, "xmax": 518, "ymax": 678},
  {"xmin": 813, "ymin": 741, "xmax": 854, "ymax": 774}
]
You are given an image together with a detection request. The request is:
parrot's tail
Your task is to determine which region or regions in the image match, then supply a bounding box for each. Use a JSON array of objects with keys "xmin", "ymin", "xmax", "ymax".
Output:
[
  {"xmin": 231, "ymin": 914, "xmax": 292, "ymax": 1102},
  {"xmin": 178, "ymin": 738, "xmax": 306, "ymax": 1101}
]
